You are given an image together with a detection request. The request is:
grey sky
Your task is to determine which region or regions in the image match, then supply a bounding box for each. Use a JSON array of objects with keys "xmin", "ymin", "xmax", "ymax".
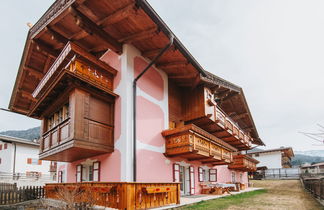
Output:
[{"xmin": 1, "ymin": 0, "xmax": 323, "ymax": 151}]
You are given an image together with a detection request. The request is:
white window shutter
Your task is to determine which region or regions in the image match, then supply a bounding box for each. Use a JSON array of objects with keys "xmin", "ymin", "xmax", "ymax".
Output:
[
  {"xmin": 93, "ymin": 161, "xmax": 100, "ymax": 182},
  {"xmin": 173, "ymin": 164, "xmax": 180, "ymax": 182},
  {"xmin": 189, "ymin": 166, "xmax": 195, "ymax": 195},
  {"xmin": 76, "ymin": 165, "xmax": 82, "ymax": 182}
]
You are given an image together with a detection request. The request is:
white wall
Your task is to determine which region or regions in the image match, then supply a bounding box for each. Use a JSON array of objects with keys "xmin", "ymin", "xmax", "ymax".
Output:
[
  {"xmin": 0, "ymin": 141, "xmax": 51, "ymax": 175},
  {"xmin": 251, "ymin": 151, "xmax": 282, "ymax": 169},
  {"xmin": 0, "ymin": 141, "xmax": 13, "ymax": 173},
  {"xmin": 15, "ymin": 143, "xmax": 51, "ymax": 175}
]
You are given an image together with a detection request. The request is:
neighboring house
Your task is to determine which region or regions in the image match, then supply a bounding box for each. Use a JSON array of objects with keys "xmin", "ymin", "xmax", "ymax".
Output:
[
  {"xmin": 301, "ymin": 162, "xmax": 324, "ymax": 174},
  {"xmin": 248, "ymin": 147, "xmax": 294, "ymax": 169},
  {"xmin": 8, "ymin": 0, "xmax": 264, "ymax": 195},
  {"xmin": 0, "ymin": 135, "xmax": 54, "ymax": 177}
]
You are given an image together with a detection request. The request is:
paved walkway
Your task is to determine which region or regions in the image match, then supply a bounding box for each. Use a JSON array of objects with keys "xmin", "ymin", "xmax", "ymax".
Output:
[{"xmin": 154, "ymin": 187, "xmax": 262, "ymax": 210}]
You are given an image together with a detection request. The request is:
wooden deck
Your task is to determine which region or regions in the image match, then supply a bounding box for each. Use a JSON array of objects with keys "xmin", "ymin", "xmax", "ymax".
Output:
[{"xmin": 45, "ymin": 182, "xmax": 180, "ymax": 210}]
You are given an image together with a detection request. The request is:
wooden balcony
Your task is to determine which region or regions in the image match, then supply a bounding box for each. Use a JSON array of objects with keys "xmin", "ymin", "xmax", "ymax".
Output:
[
  {"xmin": 183, "ymin": 86, "xmax": 253, "ymax": 150},
  {"xmin": 162, "ymin": 124, "xmax": 237, "ymax": 165},
  {"xmin": 39, "ymin": 88, "xmax": 115, "ymax": 162},
  {"xmin": 45, "ymin": 182, "xmax": 180, "ymax": 210},
  {"xmin": 228, "ymin": 154, "xmax": 259, "ymax": 172}
]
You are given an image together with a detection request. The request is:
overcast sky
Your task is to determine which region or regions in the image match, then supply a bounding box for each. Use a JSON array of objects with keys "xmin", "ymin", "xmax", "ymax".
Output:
[{"xmin": 1, "ymin": 0, "xmax": 324, "ymax": 151}]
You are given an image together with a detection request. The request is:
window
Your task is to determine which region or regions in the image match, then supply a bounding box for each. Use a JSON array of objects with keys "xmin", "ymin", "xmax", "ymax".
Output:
[
  {"xmin": 209, "ymin": 169, "xmax": 217, "ymax": 182},
  {"xmin": 27, "ymin": 158, "xmax": 42, "ymax": 165},
  {"xmin": 0, "ymin": 158, "xmax": 2, "ymax": 164},
  {"xmin": 58, "ymin": 170, "xmax": 64, "ymax": 183},
  {"xmin": 26, "ymin": 171, "xmax": 41, "ymax": 178},
  {"xmin": 0, "ymin": 145, "xmax": 2, "ymax": 150},
  {"xmin": 255, "ymin": 153, "xmax": 259, "ymax": 157},
  {"xmin": 4, "ymin": 144, "xmax": 7, "ymax": 150},
  {"xmin": 76, "ymin": 161, "xmax": 101, "ymax": 182},
  {"xmin": 240, "ymin": 173, "xmax": 243, "ymax": 183},
  {"xmin": 47, "ymin": 103, "xmax": 69, "ymax": 131},
  {"xmin": 199, "ymin": 167, "xmax": 210, "ymax": 182},
  {"xmin": 232, "ymin": 172, "xmax": 236, "ymax": 183}
]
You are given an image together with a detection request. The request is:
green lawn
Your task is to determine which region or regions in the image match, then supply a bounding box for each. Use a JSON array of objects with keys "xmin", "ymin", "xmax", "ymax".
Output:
[{"xmin": 180, "ymin": 189, "xmax": 267, "ymax": 210}]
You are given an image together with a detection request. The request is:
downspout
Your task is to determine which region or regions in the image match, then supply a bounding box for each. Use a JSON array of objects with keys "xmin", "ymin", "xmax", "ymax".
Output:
[
  {"xmin": 13, "ymin": 142, "xmax": 16, "ymax": 175},
  {"xmin": 133, "ymin": 35, "xmax": 174, "ymax": 181}
]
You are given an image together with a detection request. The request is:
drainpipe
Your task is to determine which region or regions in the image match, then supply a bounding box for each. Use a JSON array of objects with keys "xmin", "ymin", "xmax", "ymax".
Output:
[
  {"xmin": 13, "ymin": 142, "xmax": 16, "ymax": 175},
  {"xmin": 133, "ymin": 35, "xmax": 174, "ymax": 182}
]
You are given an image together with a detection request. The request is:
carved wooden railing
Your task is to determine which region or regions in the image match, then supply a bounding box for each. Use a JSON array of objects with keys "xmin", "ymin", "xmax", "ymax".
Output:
[
  {"xmin": 45, "ymin": 182, "xmax": 180, "ymax": 210},
  {"xmin": 228, "ymin": 154, "xmax": 259, "ymax": 172},
  {"xmin": 162, "ymin": 124, "xmax": 237, "ymax": 164},
  {"xmin": 215, "ymin": 105, "xmax": 252, "ymax": 148}
]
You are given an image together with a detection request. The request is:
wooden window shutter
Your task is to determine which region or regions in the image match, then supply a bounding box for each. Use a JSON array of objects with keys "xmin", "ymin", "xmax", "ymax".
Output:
[
  {"xmin": 173, "ymin": 163, "xmax": 180, "ymax": 182},
  {"xmin": 189, "ymin": 166, "xmax": 195, "ymax": 195},
  {"xmin": 0, "ymin": 145, "xmax": 2, "ymax": 150},
  {"xmin": 38, "ymin": 160, "xmax": 42, "ymax": 165},
  {"xmin": 76, "ymin": 165, "xmax": 82, "ymax": 182},
  {"xmin": 198, "ymin": 167, "xmax": 204, "ymax": 182},
  {"xmin": 93, "ymin": 161, "xmax": 100, "ymax": 182},
  {"xmin": 209, "ymin": 169, "xmax": 217, "ymax": 182},
  {"xmin": 27, "ymin": 158, "xmax": 32, "ymax": 164}
]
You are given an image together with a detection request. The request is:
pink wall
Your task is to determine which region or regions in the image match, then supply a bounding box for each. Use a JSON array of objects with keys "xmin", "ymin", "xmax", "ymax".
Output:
[{"xmin": 66, "ymin": 149, "xmax": 121, "ymax": 182}]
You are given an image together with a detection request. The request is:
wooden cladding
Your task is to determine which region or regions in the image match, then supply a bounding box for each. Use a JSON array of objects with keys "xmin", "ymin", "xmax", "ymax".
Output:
[
  {"xmin": 45, "ymin": 182, "xmax": 180, "ymax": 210},
  {"xmin": 162, "ymin": 124, "xmax": 236, "ymax": 166},
  {"xmin": 39, "ymin": 88, "xmax": 115, "ymax": 162},
  {"xmin": 182, "ymin": 86, "xmax": 252, "ymax": 150},
  {"xmin": 228, "ymin": 154, "xmax": 259, "ymax": 172}
]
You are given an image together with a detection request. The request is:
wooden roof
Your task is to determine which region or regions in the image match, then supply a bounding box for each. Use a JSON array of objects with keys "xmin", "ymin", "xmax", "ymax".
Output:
[{"xmin": 9, "ymin": 0, "xmax": 263, "ymax": 145}]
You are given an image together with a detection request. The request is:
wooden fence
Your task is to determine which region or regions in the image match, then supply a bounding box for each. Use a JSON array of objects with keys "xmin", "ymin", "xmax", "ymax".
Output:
[
  {"xmin": 0, "ymin": 183, "xmax": 17, "ymax": 191},
  {"xmin": 0, "ymin": 186, "xmax": 44, "ymax": 205},
  {"xmin": 302, "ymin": 177, "xmax": 324, "ymax": 201},
  {"xmin": 45, "ymin": 182, "xmax": 181, "ymax": 210}
]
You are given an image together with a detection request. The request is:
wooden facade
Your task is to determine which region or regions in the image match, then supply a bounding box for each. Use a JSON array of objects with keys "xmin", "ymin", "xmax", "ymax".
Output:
[
  {"xmin": 28, "ymin": 42, "xmax": 119, "ymax": 162},
  {"xmin": 228, "ymin": 154, "xmax": 259, "ymax": 172},
  {"xmin": 45, "ymin": 182, "xmax": 180, "ymax": 210},
  {"xmin": 169, "ymin": 85, "xmax": 253, "ymax": 150}
]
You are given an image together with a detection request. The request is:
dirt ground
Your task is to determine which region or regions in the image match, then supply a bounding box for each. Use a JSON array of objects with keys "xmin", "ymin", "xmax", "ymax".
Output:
[{"xmin": 226, "ymin": 180, "xmax": 323, "ymax": 210}]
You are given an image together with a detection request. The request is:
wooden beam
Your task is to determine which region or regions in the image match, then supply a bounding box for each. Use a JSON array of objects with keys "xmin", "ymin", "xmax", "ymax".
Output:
[
  {"xmin": 33, "ymin": 40, "xmax": 59, "ymax": 59},
  {"xmin": 118, "ymin": 27, "xmax": 158, "ymax": 43},
  {"xmin": 232, "ymin": 112, "xmax": 248, "ymax": 121},
  {"xmin": 97, "ymin": 3, "xmax": 137, "ymax": 27},
  {"xmin": 215, "ymin": 89, "xmax": 230, "ymax": 99},
  {"xmin": 24, "ymin": 66, "xmax": 44, "ymax": 80},
  {"xmin": 169, "ymin": 73, "xmax": 196, "ymax": 80},
  {"xmin": 20, "ymin": 90, "xmax": 36, "ymax": 101},
  {"xmin": 142, "ymin": 46, "xmax": 175, "ymax": 58},
  {"xmin": 222, "ymin": 92, "xmax": 239, "ymax": 101},
  {"xmin": 45, "ymin": 26, "xmax": 69, "ymax": 44},
  {"xmin": 69, "ymin": 6, "xmax": 122, "ymax": 54},
  {"xmin": 156, "ymin": 61, "xmax": 189, "ymax": 69}
]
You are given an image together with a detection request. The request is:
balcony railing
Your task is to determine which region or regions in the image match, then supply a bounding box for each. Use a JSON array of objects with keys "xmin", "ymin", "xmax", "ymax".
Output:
[
  {"xmin": 182, "ymin": 87, "xmax": 253, "ymax": 150},
  {"xmin": 162, "ymin": 124, "xmax": 237, "ymax": 165},
  {"xmin": 45, "ymin": 182, "xmax": 180, "ymax": 210},
  {"xmin": 228, "ymin": 154, "xmax": 259, "ymax": 172}
]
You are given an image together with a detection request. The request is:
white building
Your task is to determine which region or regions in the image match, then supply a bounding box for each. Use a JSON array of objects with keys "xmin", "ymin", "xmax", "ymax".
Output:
[
  {"xmin": 0, "ymin": 135, "xmax": 56, "ymax": 185},
  {"xmin": 248, "ymin": 147, "xmax": 294, "ymax": 169},
  {"xmin": 301, "ymin": 162, "xmax": 324, "ymax": 174}
]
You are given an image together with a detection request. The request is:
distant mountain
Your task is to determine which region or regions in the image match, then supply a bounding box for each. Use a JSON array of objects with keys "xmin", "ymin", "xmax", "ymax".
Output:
[
  {"xmin": 291, "ymin": 154, "xmax": 324, "ymax": 166},
  {"xmin": 295, "ymin": 150, "xmax": 324, "ymax": 158},
  {"xmin": 0, "ymin": 127, "xmax": 40, "ymax": 140}
]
